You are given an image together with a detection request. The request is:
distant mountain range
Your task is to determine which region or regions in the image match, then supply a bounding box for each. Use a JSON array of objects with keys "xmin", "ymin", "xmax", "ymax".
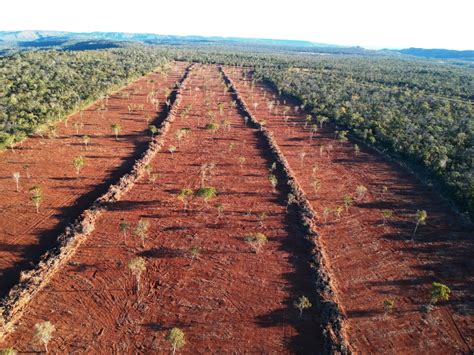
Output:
[{"xmin": 0, "ymin": 30, "xmax": 473, "ymax": 61}]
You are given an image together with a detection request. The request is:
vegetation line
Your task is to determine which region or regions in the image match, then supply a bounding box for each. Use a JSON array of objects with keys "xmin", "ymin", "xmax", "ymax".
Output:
[
  {"xmin": 219, "ymin": 66, "xmax": 351, "ymax": 354},
  {"xmin": 0, "ymin": 63, "xmax": 194, "ymax": 340}
]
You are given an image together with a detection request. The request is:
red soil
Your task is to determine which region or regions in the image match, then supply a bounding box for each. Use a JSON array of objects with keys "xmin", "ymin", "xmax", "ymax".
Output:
[
  {"xmin": 226, "ymin": 67, "xmax": 474, "ymax": 353},
  {"xmin": 1, "ymin": 65, "xmax": 324, "ymax": 353},
  {"xmin": 0, "ymin": 62, "xmax": 187, "ymax": 297}
]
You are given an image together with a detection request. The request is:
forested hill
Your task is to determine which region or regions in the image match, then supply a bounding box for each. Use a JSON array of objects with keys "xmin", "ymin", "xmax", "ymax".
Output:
[{"xmin": 397, "ymin": 48, "xmax": 474, "ymax": 60}]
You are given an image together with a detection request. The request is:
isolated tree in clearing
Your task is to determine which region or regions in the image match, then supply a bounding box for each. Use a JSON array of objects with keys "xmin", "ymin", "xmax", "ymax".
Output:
[
  {"xmin": 72, "ymin": 156, "xmax": 85, "ymax": 178},
  {"xmin": 34, "ymin": 321, "xmax": 55, "ymax": 353},
  {"xmin": 294, "ymin": 296, "xmax": 312, "ymax": 318},
  {"xmin": 128, "ymin": 256, "xmax": 146, "ymax": 294},
  {"xmin": 82, "ymin": 135, "xmax": 90, "ymax": 150},
  {"xmin": 167, "ymin": 327, "xmax": 185, "ymax": 355},
  {"xmin": 119, "ymin": 219, "xmax": 130, "ymax": 245},
  {"xmin": 29, "ymin": 185, "xmax": 43, "ymax": 213},
  {"xmin": 111, "ymin": 123, "xmax": 121, "ymax": 140},
  {"xmin": 12, "ymin": 172, "xmax": 20, "ymax": 192},
  {"xmin": 413, "ymin": 209, "xmax": 428, "ymax": 237},
  {"xmin": 134, "ymin": 219, "xmax": 149, "ymax": 248}
]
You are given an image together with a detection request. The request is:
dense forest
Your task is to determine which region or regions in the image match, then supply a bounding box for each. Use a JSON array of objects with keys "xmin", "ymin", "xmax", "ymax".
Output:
[
  {"xmin": 0, "ymin": 45, "xmax": 472, "ymax": 218},
  {"xmin": 0, "ymin": 48, "xmax": 168, "ymax": 147}
]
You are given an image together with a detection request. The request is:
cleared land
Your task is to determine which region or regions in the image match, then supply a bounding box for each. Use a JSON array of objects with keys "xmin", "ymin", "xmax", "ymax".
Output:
[
  {"xmin": 0, "ymin": 62, "xmax": 187, "ymax": 296},
  {"xmin": 0, "ymin": 65, "xmax": 324, "ymax": 353},
  {"xmin": 225, "ymin": 66, "xmax": 474, "ymax": 353}
]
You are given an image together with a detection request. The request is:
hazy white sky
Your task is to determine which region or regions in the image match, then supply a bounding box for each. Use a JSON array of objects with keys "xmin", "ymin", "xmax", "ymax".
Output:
[{"xmin": 1, "ymin": 0, "xmax": 473, "ymax": 50}]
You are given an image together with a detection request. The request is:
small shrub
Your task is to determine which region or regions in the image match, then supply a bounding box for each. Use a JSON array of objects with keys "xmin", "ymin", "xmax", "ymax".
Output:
[
  {"xmin": 383, "ymin": 299, "xmax": 395, "ymax": 314},
  {"xmin": 343, "ymin": 194, "xmax": 353, "ymax": 212},
  {"xmin": 430, "ymin": 282, "xmax": 451, "ymax": 305},
  {"xmin": 168, "ymin": 145, "xmax": 177, "ymax": 158},
  {"xmin": 195, "ymin": 186, "xmax": 217, "ymax": 206},
  {"xmin": 0, "ymin": 348, "xmax": 17, "ymax": 355},
  {"xmin": 268, "ymin": 174, "xmax": 278, "ymax": 192},
  {"xmin": 82, "ymin": 135, "xmax": 90, "ymax": 150},
  {"xmin": 188, "ymin": 246, "xmax": 202, "ymax": 260},
  {"xmin": 149, "ymin": 124, "xmax": 158, "ymax": 138},
  {"xmin": 381, "ymin": 210, "xmax": 393, "ymax": 225},
  {"xmin": 177, "ymin": 188, "xmax": 193, "ymax": 210},
  {"xmin": 244, "ymin": 233, "xmax": 268, "ymax": 253},
  {"xmin": 294, "ymin": 296, "xmax": 312, "ymax": 317}
]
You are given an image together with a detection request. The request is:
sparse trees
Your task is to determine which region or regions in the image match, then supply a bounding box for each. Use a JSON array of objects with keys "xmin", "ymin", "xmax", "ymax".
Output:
[
  {"xmin": 134, "ymin": 219, "xmax": 149, "ymax": 248},
  {"xmin": 29, "ymin": 185, "xmax": 43, "ymax": 213},
  {"xmin": 34, "ymin": 321, "xmax": 55, "ymax": 353},
  {"xmin": 294, "ymin": 296, "xmax": 312, "ymax": 317},
  {"xmin": 12, "ymin": 172, "xmax": 20, "ymax": 192},
  {"xmin": 128, "ymin": 256, "xmax": 146, "ymax": 294},
  {"xmin": 413, "ymin": 209, "xmax": 427, "ymax": 237},
  {"xmin": 111, "ymin": 123, "xmax": 121, "ymax": 140},
  {"xmin": 166, "ymin": 327, "xmax": 185, "ymax": 355},
  {"xmin": 244, "ymin": 233, "xmax": 268, "ymax": 253},
  {"xmin": 72, "ymin": 156, "xmax": 85, "ymax": 178}
]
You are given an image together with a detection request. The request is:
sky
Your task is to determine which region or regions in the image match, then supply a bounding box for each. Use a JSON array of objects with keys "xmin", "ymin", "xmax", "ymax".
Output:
[{"xmin": 1, "ymin": 0, "xmax": 473, "ymax": 50}]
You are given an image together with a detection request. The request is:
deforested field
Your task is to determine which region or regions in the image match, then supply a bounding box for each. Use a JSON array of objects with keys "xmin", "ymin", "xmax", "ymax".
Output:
[{"xmin": 0, "ymin": 59, "xmax": 472, "ymax": 354}]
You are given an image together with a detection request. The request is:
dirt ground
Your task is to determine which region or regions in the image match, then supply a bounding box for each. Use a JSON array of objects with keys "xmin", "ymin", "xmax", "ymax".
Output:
[
  {"xmin": 0, "ymin": 62, "xmax": 187, "ymax": 297},
  {"xmin": 1, "ymin": 65, "xmax": 324, "ymax": 353},
  {"xmin": 226, "ymin": 66, "xmax": 474, "ymax": 353}
]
